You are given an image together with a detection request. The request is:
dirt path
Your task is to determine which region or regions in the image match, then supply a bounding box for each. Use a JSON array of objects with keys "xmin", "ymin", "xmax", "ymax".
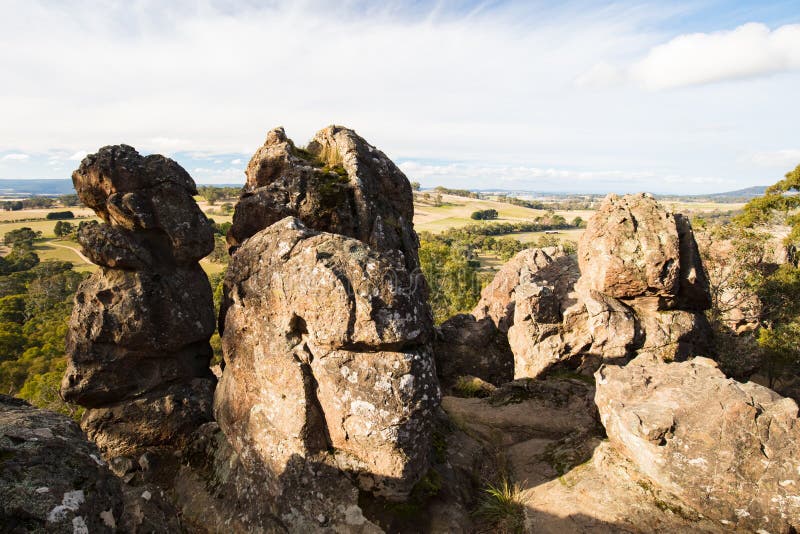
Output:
[{"xmin": 50, "ymin": 242, "xmax": 91, "ymax": 264}]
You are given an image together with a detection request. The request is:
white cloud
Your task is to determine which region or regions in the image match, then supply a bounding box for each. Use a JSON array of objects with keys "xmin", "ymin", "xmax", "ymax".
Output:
[
  {"xmin": 749, "ymin": 149, "xmax": 800, "ymax": 168},
  {"xmin": 231, "ymin": 159, "xmax": 242, "ymax": 165},
  {"xmin": 0, "ymin": 2, "xmax": 795, "ymax": 192},
  {"xmin": 2, "ymin": 153, "xmax": 29, "ymax": 161},
  {"xmin": 398, "ymin": 161, "xmax": 725, "ymax": 193},
  {"xmin": 68, "ymin": 151, "xmax": 87, "ymax": 161},
  {"xmin": 632, "ymin": 23, "xmax": 800, "ymax": 90}
]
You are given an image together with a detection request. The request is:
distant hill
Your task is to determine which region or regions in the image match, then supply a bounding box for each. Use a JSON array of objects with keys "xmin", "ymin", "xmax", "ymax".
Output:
[
  {"xmin": 656, "ymin": 186, "xmax": 766, "ymax": 203},
  {"xmin": 704, "ymin": 186, "xmax": 767, "ymax": 199},
  {"xmin": 0, "ymin": 179, "xmax": 75, "ymax": 196},
  {"xmin": 0, "ymin": 179, "xmax": 244, "ymax": 197}
]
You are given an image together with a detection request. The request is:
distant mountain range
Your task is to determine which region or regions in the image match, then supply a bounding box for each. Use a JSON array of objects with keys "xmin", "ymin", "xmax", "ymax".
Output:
[{"xmin": 0, "ymin": 179, "xmax": 769, "ymax": 200}]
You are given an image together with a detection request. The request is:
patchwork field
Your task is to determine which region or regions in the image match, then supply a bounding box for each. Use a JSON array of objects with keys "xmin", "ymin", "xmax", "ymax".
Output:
[
  {"xmin": 0, "ymin": 194, "xmax": 745, "ymax": 276},
  {"xmin": 413, "ymin": 193, "xmax": 592, "ymax": 233}
]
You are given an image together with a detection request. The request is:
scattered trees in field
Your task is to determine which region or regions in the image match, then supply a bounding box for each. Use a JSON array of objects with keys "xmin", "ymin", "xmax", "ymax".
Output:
[
  {"xmin": 470, "ymin": 209, "xmax": 498, "ymax": 220},
  {"xmin": 53, "ymin": 220, "xmax": 76, "ymax": 237}
]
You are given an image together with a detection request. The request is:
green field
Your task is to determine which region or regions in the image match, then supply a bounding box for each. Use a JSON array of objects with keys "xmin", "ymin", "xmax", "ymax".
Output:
[
  {"xmin": 514, "ymin": 228, "xmax": 585, "ymax": 244},
  {"xmin": 413, "ymin": 193, "xmax": 592, "ymax": 233},
  {"xmin": 0, "ymin": 195, "xmax": 742, "ymax": 276},
  {"xmin": 0, "ymin": 207, "xmax": 228, "ymax": 276}
]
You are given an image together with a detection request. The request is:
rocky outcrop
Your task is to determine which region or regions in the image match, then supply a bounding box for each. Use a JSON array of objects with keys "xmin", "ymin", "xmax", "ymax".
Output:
[
  {"xmin": 441, "ymin": 379, "xmax": 726, "ymax": 533},
  {"xmin": 61, "ymin": 145, "xmax": 216, "ymax": 457},
  {"xmin": 596, "ymin": 355, "xmax": 800, "ymax": 532},
  {"xmin": 434, "ymin": 248, "xmax": 565, "ymax": 388},
  {"xmin": 437, "ymin": 196, "xmax": 711, "ymax": 383},
  {"xmin": 472, "ymin": 247, "xmax": 565, "ymax": 333},
  {"xmin": 507, "ymin": 194, "xmax": 712, "ymax": 379},
  {"xmin": 0, "ymin": 396, "xmax": 185, "ymax": 533},
  {"xmin": 578, "ymin": 194, "xmax": 710, "ymax": 310},
  {"xmin": 228, "ymin": 126, "xmax": 420, "ymax": 272},
  {"xmin": 215, "ymin": 217, "xmax": 437, "ymax": 502}
]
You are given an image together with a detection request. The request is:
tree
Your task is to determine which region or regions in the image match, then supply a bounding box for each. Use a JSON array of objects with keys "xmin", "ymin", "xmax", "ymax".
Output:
[
  {"xmin": 739, "ymin": 163, "xmax": 800, "ymax": 249},
  {"xmin": 2, "ymin": 201, "xmax": 23, "ymax": 211},
  {"xmin": 21, "ymin": 196, "xmax": 55, "ymax": 209},
  {"xmin": 46, "ymin": 211, "xmax": 75, "ymax": 220},
  {"xmin": 53, "ymin": 220, "xmax": 75, "ymax": 237},
  {"xmin": 58, "ymin": 194, "xmax": 81, "ymax": 207},
  {"xmin": 571, "ymin": 216, "xmax": 586, "ymax": 228},
  {"xmin": 471, "ymin": 209, "xmax": 499, "ymax": 220},
  {"xmin": 199, "ymin": 186, "xmax": 225, "ymax": 205},
  {"xmin": 4, "ymin": 227, "xmax": 41, "ymax": 246},
  {"xmin": 419, "ymin": 236, "xmax": 482, "ymax": 323},
  {"xmin": 410, "ymin": 181, "xmax": 421, "ymax": 191},
  {"xmin": 732, "ymin": 163, "xmax": 800, "ymax": 389}
]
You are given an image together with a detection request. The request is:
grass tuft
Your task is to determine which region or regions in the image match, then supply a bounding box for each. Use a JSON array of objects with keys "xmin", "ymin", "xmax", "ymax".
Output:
[
  {"xmin": 474, "ymin": 477, "xmax": 526, "ymax": 533},
  {"xmin": 453, "ymin": 375, "xmax": 495, "ymax": 398}
]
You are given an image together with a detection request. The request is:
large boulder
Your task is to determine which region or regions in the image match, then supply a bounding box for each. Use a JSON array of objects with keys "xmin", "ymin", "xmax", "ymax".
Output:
[
  {"xmin": 228, "ymin": 126, "xmax": 420, "ymax": 271},
  {"xmin": 62, "ymin": 145, "xmax": 216, "ymax": 457},
  {"xmin": 215, "ymin": 217, "xmax": 438, "ymax": 502},
  {"xmin": 596, "ymin": 356, "xmax": 800, "ymax": 532},
  {"xmin": 578, "ymin": 193, "xmax": 709, "ymax": 310}
]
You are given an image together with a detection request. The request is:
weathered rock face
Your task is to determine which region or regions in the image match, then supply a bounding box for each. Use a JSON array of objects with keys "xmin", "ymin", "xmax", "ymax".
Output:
[
  {"xmin": 62, "ymin": 145, "xmax": 216, "ymax": 457},
  {"xmin": 433, "ymin": 248, "xmax": 565, "ymax": 388},
  {"xmin": 215, "ymin": 217, "xmax": 438, "ymax": 502},
  {"xmin": 578, "ymin": 193, "xmax": 710, "ymax": 310},
  {"xmin": 596, "ymin": 356, "xmax": 800, "ymax": 532},
  {"xmin": 472, "ymin": 247, "xmax": 565, "ymax": 333},
  {"xmin": 228, "ymin": 126, "xmax": 420, "ymax": 271},
  {"xmin": 174, "ymin": 422, "xmax": 383, "ymax": 533},
  {"xmin": 0, "ymin": 395, "xmax": 125, "ymax": 533}
]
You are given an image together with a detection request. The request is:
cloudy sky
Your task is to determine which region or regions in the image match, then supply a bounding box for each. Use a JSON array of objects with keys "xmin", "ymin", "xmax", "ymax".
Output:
[{"xmin": 1, "ymin": 0, "xmax": 798, "ymax": 193}]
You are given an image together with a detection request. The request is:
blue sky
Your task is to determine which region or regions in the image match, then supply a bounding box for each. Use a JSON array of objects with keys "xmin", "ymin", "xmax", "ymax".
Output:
[{"xmin": 1, "ymin": 0, "xmax": 799, "ymax": 193}]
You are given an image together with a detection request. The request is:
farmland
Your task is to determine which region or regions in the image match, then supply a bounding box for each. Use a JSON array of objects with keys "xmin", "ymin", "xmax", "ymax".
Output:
[{"xmin": 0, "ymin": 192, "xmax": 745, "ymax": 274}]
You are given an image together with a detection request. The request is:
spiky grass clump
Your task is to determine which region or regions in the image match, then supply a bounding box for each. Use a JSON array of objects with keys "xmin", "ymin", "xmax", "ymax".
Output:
[{"xmin": 474, "ymin": 478, "xmax": 526, "ymax": 533}]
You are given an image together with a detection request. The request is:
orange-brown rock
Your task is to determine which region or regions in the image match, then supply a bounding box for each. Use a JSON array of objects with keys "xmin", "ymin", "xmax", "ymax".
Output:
[
  {"xmin": 579, "ymin": 193, "xmax": 710, "ymax": 310},
  {"xmin": 228, "ymin": 126, "xmax": 420, "ymax": 272},
  {"xmin": 215, "ymin": 217, "xmax": 437, "ymax": 501},
  {"xmin": 596, "ymin": 355, "xmax": 800, "ymax": 532}
]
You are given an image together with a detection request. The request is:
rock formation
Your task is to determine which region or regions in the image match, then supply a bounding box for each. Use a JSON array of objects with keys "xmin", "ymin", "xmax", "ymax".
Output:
[
  {"xmin": 596, "ymin": 355, "xmax": 800, "ymax": 531},
  {"xmin": 472, "ymin": 247, "xmax": 567, "ymax": 332},
  {"xmin": 61, "ymin": 145, "xmax": 216, "ymax": 457},
  {"xmin": 578, "ymin": 194, "xmax": 710, "ymax": 310},
  {"xmin": 437, "ymin": 194, "xmax": 712, "ymax": 384},
  {"xmin": 215, "ymin": 217, "xmax": 438, "ymax": 501},
  {"xmin": 195, "ymin": 125, "xmax": 438, "ymax": 528},
  {"xmin": 228, "ymin": 126, "xmax": 420, "ymax": 272},
  {"xmin": 434, "ymin": 248, "xmax": 566, "ymax": 389},
  {"xmin": 1, "ymin": 395, "xmax": 125, "ymax": 532}
]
